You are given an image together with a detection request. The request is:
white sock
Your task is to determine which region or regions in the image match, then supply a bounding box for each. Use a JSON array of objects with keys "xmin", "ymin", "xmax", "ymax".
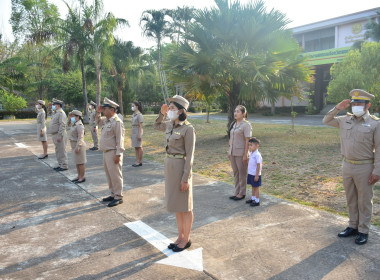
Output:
[
  {"xmin": 251, "ymin": 196, "xmax": 256, "ymax": 200},
  {"xmin": 255, "ymin": 198, "xmax": 260, "ymax": 203}
]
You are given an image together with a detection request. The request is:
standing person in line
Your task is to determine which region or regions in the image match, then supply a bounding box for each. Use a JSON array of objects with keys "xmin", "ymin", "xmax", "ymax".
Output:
[
  {"xmin": 323, "ymin": 89, "xmax": 380, "ymax": 245},
  {"xmin": 48, "ymin": 98, "xmax": 68, "ymax": 172},
  {"xmin": 246, "ymin": 137, "xmax": 262, "ymax": 207},
  {"xmin": 228, "ymin": 105, "xmax": 252, "ymax": 201},
  {"xmin": 88, "ymin": 101, "xmax": 99, "ymax": 151},
  {"xmin": 131, "ymin": 101, "xmax": 144, "ymax": 167},
  {"xmin": 155, "ymin": 95, "xmax": 196, "ymax": 252},
  {"xmin": 96, "ymin": 97, "xmax": 125, "ymax": 207},
  {"xmin": 68, "ymin": 110, "xmax": 87, "ymax": 183},
  {"xmin": 35, "ymin": 100, "xmax": 48, "ymax": 159}
]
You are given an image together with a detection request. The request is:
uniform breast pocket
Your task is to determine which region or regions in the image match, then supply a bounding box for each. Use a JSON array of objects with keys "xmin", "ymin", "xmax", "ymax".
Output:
[
  {"xmin": 169, "ymin": 134, "xmax": 182, "ymax": 144},
  {"xmin": 341, "ymin": 123, "xmax": 353, "ymax": 139},
  {"xmin": 356, "ymin": 125, "xmax": 374, "ymax": 143}
]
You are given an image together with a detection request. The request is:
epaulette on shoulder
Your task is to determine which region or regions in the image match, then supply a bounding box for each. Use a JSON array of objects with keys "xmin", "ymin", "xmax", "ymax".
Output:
[
  {"xmin": 114, "ymin": 116, "xmax": 120, "ymax": 122},
  {"xmin": 244, "ymin": 119, "xmax": 249, "ymax": 123},
  {"xmin": 184, "ymin": 120, "xmax": 191, "ymax": 126},
  {"xmin": 346, "ymin": 112, "xmax": 354, "ymax": 116},
  {"xmin": 371, "ymin": 115, "xmax": 380, "ymax": 121}
]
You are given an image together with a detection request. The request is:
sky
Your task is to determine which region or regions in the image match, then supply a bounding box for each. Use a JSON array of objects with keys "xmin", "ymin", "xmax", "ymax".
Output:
[{"xmin": 0, "ymin": 0, "xmax": 379, "ymax": 49}]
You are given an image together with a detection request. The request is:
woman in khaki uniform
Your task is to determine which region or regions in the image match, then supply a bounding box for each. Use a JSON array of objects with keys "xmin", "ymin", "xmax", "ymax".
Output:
[
  {"xmin": 131, "ymin": 101, "xmax": 144, "ymax": 167},
  {"xmin": 155, "ymin": 95, "xmax": 196, "ymax": 252},
  {"xmin": 228, "ymin": 105, "xmax": 252, "ymax": 200},
  {"xmin": 36, "ymin": 100, "xmax": 48, "ymax": 159},
  {"xmin": 69, "ymin": 110, "xmax": 87, "ymax": 183}
]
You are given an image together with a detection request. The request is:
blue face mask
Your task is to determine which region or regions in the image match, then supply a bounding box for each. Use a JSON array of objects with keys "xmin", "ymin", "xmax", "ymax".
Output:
[
  {"xmin": 71, "ymin": 117, "xmax": 76, "ymax": 123},
  {"xmin": 52, "ymin": 105, "xmax": 56, "ymax": 111}
]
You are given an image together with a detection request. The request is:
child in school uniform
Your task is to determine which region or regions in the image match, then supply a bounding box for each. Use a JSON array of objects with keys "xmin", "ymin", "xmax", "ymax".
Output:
[{"xmin": 246, "ymin": 137, "xmax": 262, "ymax": 207}]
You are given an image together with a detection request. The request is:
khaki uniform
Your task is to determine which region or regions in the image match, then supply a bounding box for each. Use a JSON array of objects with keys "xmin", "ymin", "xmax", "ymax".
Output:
[
  {"xmin": 131, "ymin": 112, "xmax": 143, "ymax": 147},
  {"xmin": 96, "ymin": 112, "xmax": 125, "ymax": 199},
  {"xmin": 229, "ymin": 120, "xmax": 252, "ymax": 196},
  {"xmin": 323, "ymin": 108, "xmax": 380, "ymax": 233},
  {"xmin": 48, "ymin": 109, "xmax": 68, "ymax": 169},
  {"xmin": 155, "ymin": 113, "xmax": 196, "ymax": 212},
  {"xmin": 36, "ymin": 110, "xmax": 47, "ymax": 142},
  {"xmin": 69, "ymin": 120, "xmax": 87, "ymax": 165},
  {"xmin": 89, "ymin": 109, "xmax": 98, "ymax": 148}
]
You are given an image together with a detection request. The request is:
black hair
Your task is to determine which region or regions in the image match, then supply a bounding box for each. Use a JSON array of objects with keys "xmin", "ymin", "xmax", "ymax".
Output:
[
  {"xmin": 133, "ymin": 101, "xmax": 143, "ymax": 114},
  {"xmin": 116, "ymin": 107, "xmax": 121, "ymax": 114},
  {"xmin": 228, "ymin": 105, "xmax": 248, "ymax": 138},
  {"xmin": 249, "ymin": 137, "xmax": 260, "ymax": 144},
  {"xmin": 171, "ymin": 102, "xmax": 187, "ymax": 121},
  {"xmin": 42, "ymin": 104, "xmax": 47, "ymax": 119}
]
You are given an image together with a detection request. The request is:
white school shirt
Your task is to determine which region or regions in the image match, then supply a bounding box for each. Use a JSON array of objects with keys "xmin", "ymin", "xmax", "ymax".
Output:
[{"xmin": 248, "ymin": 150, "xmax": 262, "ymax": 176}]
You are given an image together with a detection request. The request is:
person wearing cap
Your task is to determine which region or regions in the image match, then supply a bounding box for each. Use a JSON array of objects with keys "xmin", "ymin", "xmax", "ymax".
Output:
[
  {"xmin": 35, "ymin": 100, "xmax": 48, "ymax": 159},
  {"xmin": 48, "ymin": 98, "xmax": 68, "ymax": 171},
  {"xmin": 154, "ymin": 95, "xmax": 196, "ymax": 252},
  {"xmin": 323, "ymin": 89, "xmax": 380, "ymax": 245},
  {"xmin": 131, "ymin": 101, "xmax": 144, "ymax": 167},
  {"xmin": 88, "ymin": 101, "xmax": 99, "ymax": 151},
  {"xmin": 96, "ymin": 97, "xmax": 125, "ymax": 207},
  {"xmin": 68, "ymin": 110, "xmax": 87, "ymax": 183}
]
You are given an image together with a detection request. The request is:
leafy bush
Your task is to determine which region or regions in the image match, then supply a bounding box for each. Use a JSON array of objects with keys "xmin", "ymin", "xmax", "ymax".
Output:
[
  {"xmin": 0, "ymin": 110, "xmax": 36, "ymax": 119},
  {"xmin": 0, "ymin": 91, "xmax": 27, "ymax": 112}
]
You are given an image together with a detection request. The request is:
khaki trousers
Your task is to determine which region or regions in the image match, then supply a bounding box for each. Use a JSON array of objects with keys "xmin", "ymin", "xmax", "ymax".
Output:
[
  {"xmin": 342, "ymin": 161, "xmax": 374, "ymax": 234},
  {"xmin": 230, "ymin": 155, "xmax": 247, "ymax": 196},
  {"xmin": 103, "ymin": 150, "xmax": 123, "ymax": 199},
  {"xmin": 52, "ymin": 133, "xmax": 68, "ymax": 168},
  {"xmin": 90, "ymin": 126, "xmax": 98, "ymax": 148}
]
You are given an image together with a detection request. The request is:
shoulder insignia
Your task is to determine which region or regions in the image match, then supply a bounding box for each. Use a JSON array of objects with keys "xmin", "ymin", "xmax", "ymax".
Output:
[
  {"xmin": 184, "ymin": 120, "xmax": 191, "ymax": 126},
  {"xmin": 346, "ymin": 112, "xmax": 354, "ymax": 116},
  {"xmin": 244, "ymin": 119, "xmax": 249, "ymax": 123},
  {"xmin": 114, "ymin": 116, "xmax": 120, "ymax": 122},
  {"xmin": 371, "ymin": 115, "xmax": 380, "ymax": 121}
]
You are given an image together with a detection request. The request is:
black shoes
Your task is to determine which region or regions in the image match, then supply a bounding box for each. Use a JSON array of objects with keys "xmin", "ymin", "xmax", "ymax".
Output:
[
  {"xmin": 229, "ymin": 196, "xmax": 236, "ymax": 200},
  {"xmin": 246, "ymin": 199, "xmax": 253, "ymax": 204},
  {"xmin": 38, "ymin": 155, "xmax": 48, "ymax": 159},
  {"xmin": 89, "ymin": 147, "xmax": 99, "ymax": 151},
  {"xmin": 55, "ymin": 167, "xmax": 68, "ymax": 172},
  {"xmin": 338, "ymin": 227, "xmax": 358, "ymax": 237},
  {"xmin": 108, "ymin": 199, "xmax": 123, "ymax": 207},
  {"xmin": 77, "ymin": 178, "xmax": 86, "ymax": 183},
  {"xmin": 355, "ymin": 233, "xmax": 368, "ymax": 245},
  {"xmin": 132, "ymin": 163, "xmax": 142, "ymax": 167},
  {"xmin": 233, "ymin": 195, "xmax": 246, "ymax": 201},
  {"xmin": 250, "ymin": 202, "xmax": 260, "ymax": 207},
  {"xmin": 102, "ymin": 196, "xmax": 114, "ymax": 202},
  {"xmin": 71, "ymin": 178, "xmax": 79, "ymax": 182},
  {"xmin": 168, "ymin": 243, "xmax": 176, "ymax": 249},
  {"xmin": 172, "ymin": 240, "xmax": 192, "ymax": 252}
]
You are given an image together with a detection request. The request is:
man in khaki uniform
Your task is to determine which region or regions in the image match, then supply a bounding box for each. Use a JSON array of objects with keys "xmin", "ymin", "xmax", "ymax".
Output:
[
  {"xmin": 96, "ymin": 97, "xmax": 125, "ymax": 207},
  {"xmin": 88, "ymin": 101, "xmax": 98, "ymax": 150},
  {"xmin": 48, "ymin": 98, "xmax": 68, "ymax": 171},
  {"xmin": 323, "ymin": 89, "xmax": 380, "ymax": 245}
]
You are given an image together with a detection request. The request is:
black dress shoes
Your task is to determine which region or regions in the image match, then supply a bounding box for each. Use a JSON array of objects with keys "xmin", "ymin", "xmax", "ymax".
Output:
[
  {"xmin": 55, "ymin": 167, "xmax": 68, "ymax": 172},
  {"xmin": 229, "ymin": 196, "xmax": 236, "ymax": 200},
  {"xmin": 355, "ymin": 233, "xmax": 368, "ymax": 245},
  {"xmin": 338, "ymin": 227, "xmax": 358, "ymax": 237},
  {"xmin": 250, "ymin": 202, "xmax": 260, "ymax": 207},
  {"xmin": 53, "ymin": 166, "xmax": 60, "ymax": 170},
  {"xmin": 233, "ymin": 195, "xmax": 246, "ymax": 201},
  {"xmin": 172, "ymin": 240, "xmax": 191, "ymax": 252},
  {"xmin": 108, "ymin": 199, "xmax": 123, "ymax": 207},
  {"xmin": 132, "ymin": 163, "xmax": 142, "ymax": 167},
  {"xmin": 102, "ymin": 196, "xmax": 114, "ymax": 202},
  {"xmin": 168, "ymin": 243, "xmax": 176, "ymax": 249},
  {"xmin": 71, "ymin": 178, "xmax": 79, "ymax": 182},
  {"xmin": 38, "ymin": 155, "xmax": 48, "ymax": 159},
  {"xmin": 77, "ymin": 178, "xmax": 86, "ymax": 183}
]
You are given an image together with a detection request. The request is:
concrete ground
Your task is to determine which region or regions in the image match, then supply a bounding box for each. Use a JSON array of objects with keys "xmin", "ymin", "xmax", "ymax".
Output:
[{"xmin": 1, "ymin": 120, "xmax": 380, "ymax": 280}]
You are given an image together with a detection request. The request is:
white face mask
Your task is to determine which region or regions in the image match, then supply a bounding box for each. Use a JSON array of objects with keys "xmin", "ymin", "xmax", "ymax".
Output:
[
  {"xmin": 131, "ymin": 106, "xmax": 135, "ymax": 111},
  {"xmin": 168, "ymin": 110, "xmax": 179, "ymax": 121},
  {"xmin": 52, "ymin": 105, "xmax": 56, "ymax": 111},
  {"xmin": 35, "ymin": 105, "xmax": 40, "ymax": 110},
  {"xmin": 352, "ymin": 105, "xmax": 365, "ymax": 117}
]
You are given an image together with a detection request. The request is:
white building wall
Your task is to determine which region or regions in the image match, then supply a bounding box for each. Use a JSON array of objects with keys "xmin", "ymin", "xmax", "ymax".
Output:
[
  {"xmin": 336, "ymin": 20, "xmax": 369, "ymax": 48},
  {"xmin": 260, "ymin": 95, "xmax": 309, "ymax": 108}
]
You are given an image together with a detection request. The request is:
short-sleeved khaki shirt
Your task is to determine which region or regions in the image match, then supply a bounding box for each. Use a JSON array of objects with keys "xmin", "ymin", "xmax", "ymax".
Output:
[
  {"xmin": 96, "ymin": 113, "xmax": 125, "ymax": 155},
  {"xmin": 131, "ymin": 112, "xmax": 143, "ymax": 126},
  {"xmin": 69, "ymin": 120, "xmax": 85, "ymax": 149},
  {"xmin": 48, "ymin": 109, "xmax": 67, "ymax": 136},
  {"xmin": 229, "ymin": 120, "xmax": 252, "ymax": 156}
]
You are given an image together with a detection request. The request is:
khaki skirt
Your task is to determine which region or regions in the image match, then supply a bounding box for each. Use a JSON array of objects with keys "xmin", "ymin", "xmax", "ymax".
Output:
[
  {"xmin": 164, "ymin": 157, "xmax": 193, "ymax": 212},
  {"xmin": 70, "ymin": 141, "xmax": 87, "ymax": 165},
  {"xmin": 37, "ymin": 124, "xmax": 47, "ymax": 142},
  {"xmin": 131, "ymin": 127, "xmax": 142, "ymax": 147}
]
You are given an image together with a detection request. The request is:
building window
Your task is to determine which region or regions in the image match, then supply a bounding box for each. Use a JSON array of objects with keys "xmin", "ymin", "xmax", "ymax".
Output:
[{"xmin": 302, "ymin": 27, "xmax": 335, "ymax": 52}]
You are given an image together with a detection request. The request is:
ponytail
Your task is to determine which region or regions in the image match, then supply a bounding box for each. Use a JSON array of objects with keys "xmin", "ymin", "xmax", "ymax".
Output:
[
  {"xmin": 42, "ymin": 105, "xmax": 47, "ymax": 119},
  {"xmin": 133, "ymin": 101, "xmax": 143, "ymax": 114}
]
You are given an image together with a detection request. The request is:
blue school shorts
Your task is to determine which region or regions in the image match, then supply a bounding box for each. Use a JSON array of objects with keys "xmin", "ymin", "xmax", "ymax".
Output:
[{"xmin": 247, "ymin": 174, "xmax": 262, "ymax": 187}]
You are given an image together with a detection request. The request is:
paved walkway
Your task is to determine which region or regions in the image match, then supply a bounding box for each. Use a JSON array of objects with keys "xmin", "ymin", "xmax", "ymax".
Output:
[{"xmin": 0, "ymin": 121, "xmax": 379, "ymax": 279}]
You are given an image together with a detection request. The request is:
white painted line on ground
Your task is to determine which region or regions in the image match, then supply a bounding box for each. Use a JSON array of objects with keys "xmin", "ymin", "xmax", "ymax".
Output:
[
  {"xmin": 15, "ymin": 142, "xmax": 28, "ymax": 148},
  {"xmin": 125, "ymin": 220, "xmax": 203, "ymax": 271}
]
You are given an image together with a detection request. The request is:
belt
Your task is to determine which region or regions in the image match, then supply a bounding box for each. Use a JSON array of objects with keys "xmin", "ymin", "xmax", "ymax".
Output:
[
  {"xmin": 51, "ymin": 132, "xmax": 58, "ymax": 135},
  {"xmin": 132, "ymin": 125, "xmax": 140, "ymax": 127},
  {"xmin": 166, "ymin": 154, "xmax": 185, "ymax": 159},
  {"xmin": 103, "ymin": 149, "xmax": 116, "ymax": 153},
  {"xmin": 344, "ymin": 158, "xmax": 374, "ymax": 165}
]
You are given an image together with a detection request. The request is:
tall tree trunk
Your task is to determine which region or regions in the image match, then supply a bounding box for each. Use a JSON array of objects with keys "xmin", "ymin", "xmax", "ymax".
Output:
[
  {"xmin": 80, "ymin": 56, "xmax": 89, "ymax": 123},
  {"xmin": 271, "ymin": 102, "xmax": 276, "ymax": 115},
  {"xmin": 206, "ymin": 104, "xmax": 210, "ymax": 123},
  {"xmin": 117, "ymin": 82, "xmax": 123, "ymax": 115},
  {"xmin": 96, "ymin": 63, "xmax": 101, "ymax": 106},
  {"xmin": 227, "ymin": 81, "xmax": 241, "ymax": 132}
]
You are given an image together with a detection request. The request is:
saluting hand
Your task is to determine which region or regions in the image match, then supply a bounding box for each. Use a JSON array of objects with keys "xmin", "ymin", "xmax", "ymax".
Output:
[
  {"xmin": 160, "ymin": 104, "xmax": 169, "ymax": 115},
  {"xmin": 369, "ymin": 174, "xmax": 380, "ymax": 185},
  {"xmin": 96, "ymin": 105, "xmax": 103, "ymax": 113},
  {"xmin": 336, "ymin": 99, "xmax": 351, "ymax": 110},
  {"xmin": 181, "ymin": 181, "xmax": 189, "ymax": 192}
]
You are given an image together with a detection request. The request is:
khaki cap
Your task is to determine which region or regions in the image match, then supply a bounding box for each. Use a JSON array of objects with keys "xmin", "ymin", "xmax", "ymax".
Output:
[
  {"xmin": 350, "ymin": 89, "xmax": 374, "ymax": 103},
  {"xmin": 37, "ymin": 100, "xmax": 45, "ymax": 105},
  {"xmin": 167, "ymin": 95, "xmax": 189, "ymax": 110},
  {"xmin": 52, "ymin": 98, "xmax": 64, "ymax": 105},
  {"xmin": 90, "ymin": 100, "xmax": 97, "ymax": 106},
  {"xmin": 70, "ymin": 110, "xmax": 82, "ymax": 117},
  {"xmin": 102, "ymin": 97, "xmax": 119, "ymax": 109}
]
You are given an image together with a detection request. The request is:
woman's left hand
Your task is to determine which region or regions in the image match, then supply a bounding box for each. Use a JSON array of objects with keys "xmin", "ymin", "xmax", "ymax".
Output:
[
  {"xmin": 243, "ymin": 154, "xmax": 248, "ymax": 165},
  {"xmin": 180, "ymin": 181, "xmax": 189, "ymax": 192},
  {"xmin": 75, "ymin": 147, "xmax": 80, "ymax": 154}
]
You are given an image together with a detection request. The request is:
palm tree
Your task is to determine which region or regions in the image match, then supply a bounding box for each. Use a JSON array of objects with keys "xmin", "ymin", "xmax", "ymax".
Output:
[
  {"xmin": 365, "ymin": 11, "xmax": 380, "ymax": 42},
  {"xmin": 140, "ymin": 9, "xmax": 172, "ymax": 103},
  {"xmin": 167, "ymin": 6, "xmax": 195, "ymax": 44}
]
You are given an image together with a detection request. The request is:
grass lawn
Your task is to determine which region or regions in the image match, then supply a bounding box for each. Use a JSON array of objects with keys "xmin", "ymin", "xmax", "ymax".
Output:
[{"xmin": 83, "ymin": 114, "xmax": 380, "ymax": 227}]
